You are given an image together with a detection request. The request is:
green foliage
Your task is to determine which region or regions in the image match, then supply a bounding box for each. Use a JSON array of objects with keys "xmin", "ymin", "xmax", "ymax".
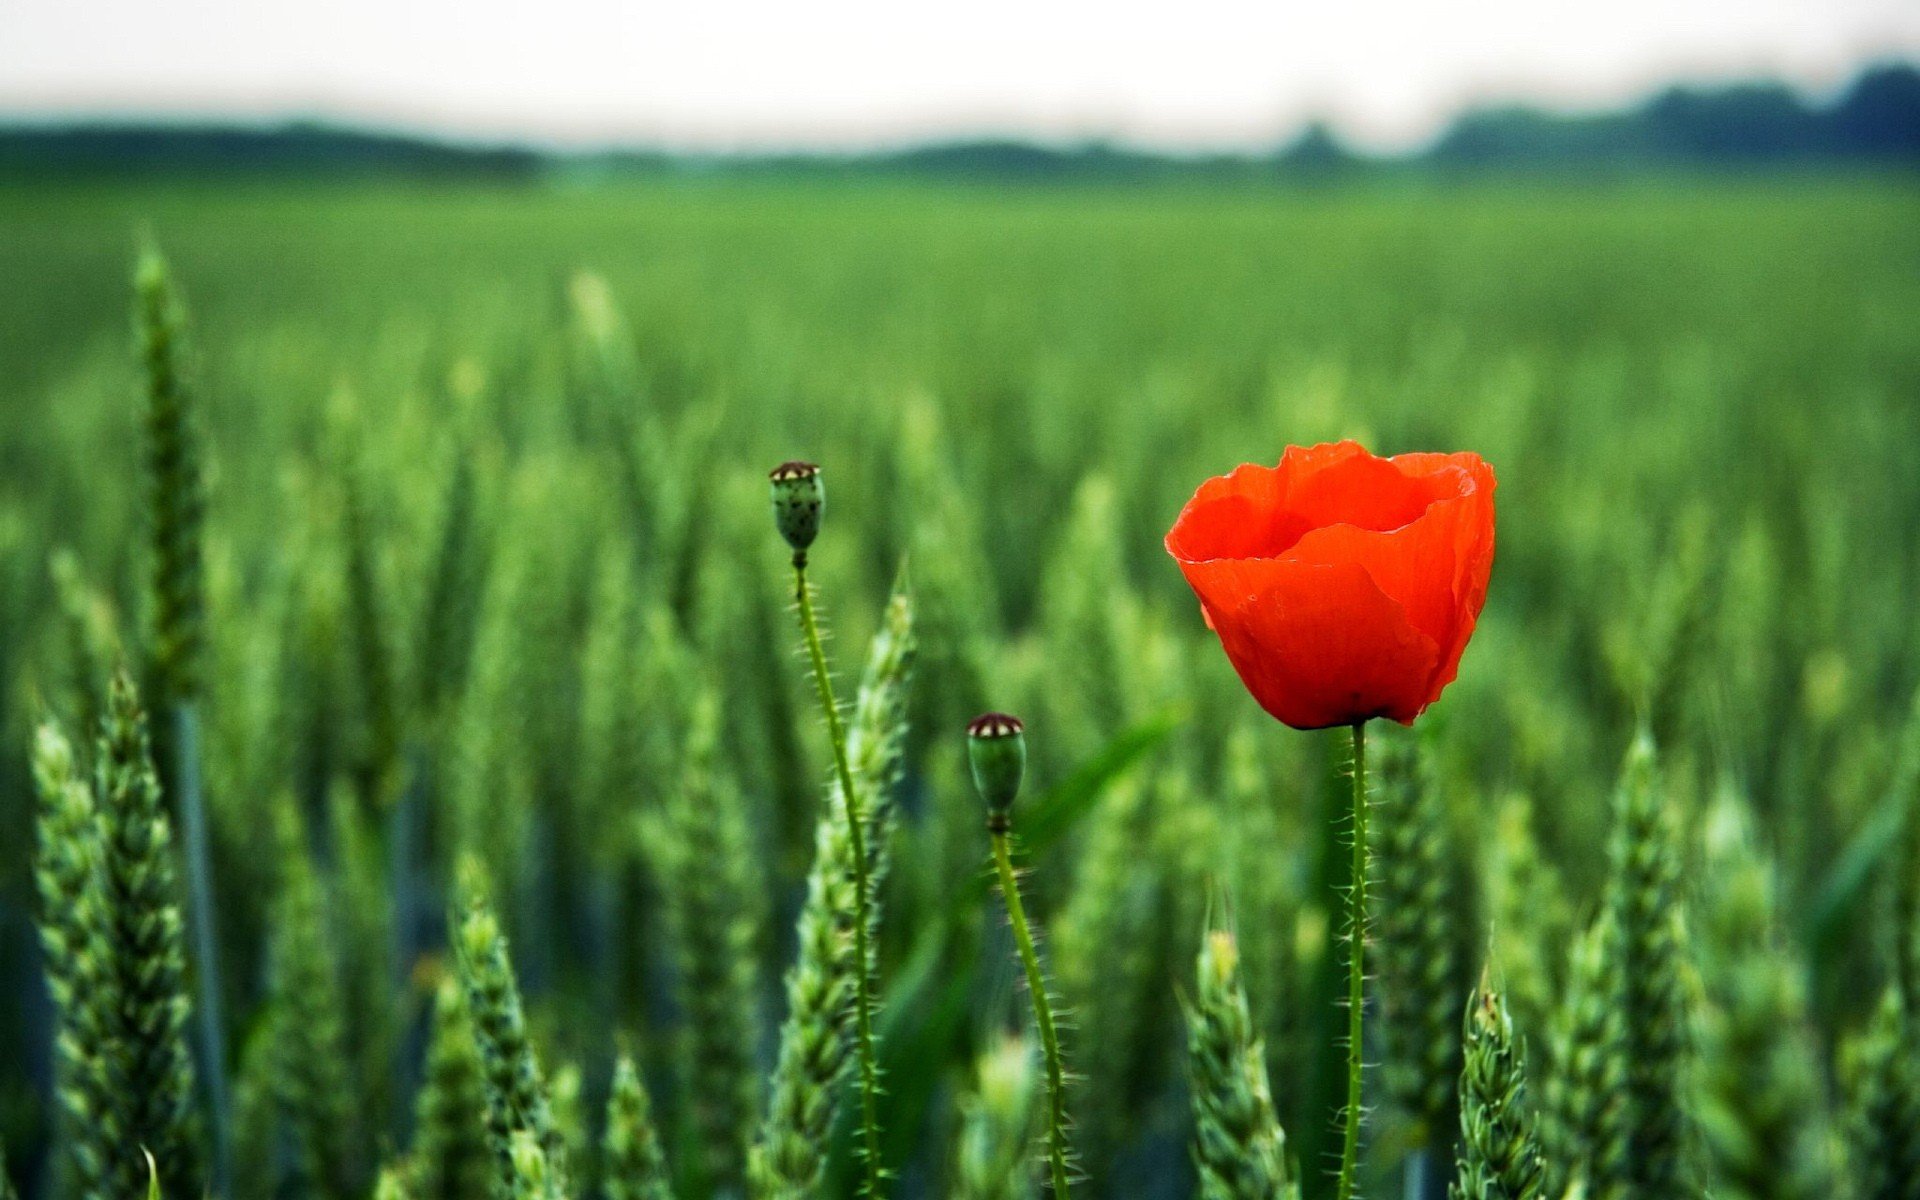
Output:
[
  {"xmin": 1843, "ymin": 987, "xmax": 1920, "ymax": 1200},
  {"xmin": 411, "ymin": 978, "xmax": 495, "ymax": 1200},
  {"xmin": 1185, "ymin": 929, "xmax": 1297, "ymax": 1200},
  {"xmin": 4, "ymin": 179, "xmax": 1919, "ymax": 1200},
  {"xmin": 604, "ymin": 1051, "xmax": 673, "ymax": 1200},
  {"xmin": 1447, "ymin": 977, "xmax": 1544, "ymax": 1200}
]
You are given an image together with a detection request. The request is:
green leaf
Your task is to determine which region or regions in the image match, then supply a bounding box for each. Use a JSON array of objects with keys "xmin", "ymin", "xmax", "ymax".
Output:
[{"xmin": 1804, "ymin": 687, "xmax": 1920, "ymax": 959}]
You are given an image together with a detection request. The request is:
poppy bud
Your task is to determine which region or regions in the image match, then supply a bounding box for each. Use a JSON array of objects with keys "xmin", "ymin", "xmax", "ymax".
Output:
[
  {"xmin": 967, "ymin": 712, "xmax": 1026, "ymax": 830},
  {"xmin": 769, "ymin": 460, "xmax": 824, "ymax": 552}
]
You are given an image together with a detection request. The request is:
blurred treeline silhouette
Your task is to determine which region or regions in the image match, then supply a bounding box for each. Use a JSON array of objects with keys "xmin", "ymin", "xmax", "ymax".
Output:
[{"xmin": 1, "ymin": 60, "xmax": 1915, "ymax": 182}]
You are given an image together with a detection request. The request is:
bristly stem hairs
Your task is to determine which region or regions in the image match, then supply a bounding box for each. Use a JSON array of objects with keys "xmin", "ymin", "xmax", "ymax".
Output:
[
  {"xmin": 1338, "ymin": 720, "xmax": 1369, "ymax": 1200},
  {"xmin": 771, "ymin": 460, "xmax": 887, "ymax": 1196},
  {"xmin": 969, "ymin": 712, "xmax": 1072, "ymax": 1198}
]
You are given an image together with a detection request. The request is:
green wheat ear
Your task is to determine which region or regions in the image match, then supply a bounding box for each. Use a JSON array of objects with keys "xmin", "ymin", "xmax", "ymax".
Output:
[
  {"xmin": 374, "ymin": 1164, "xmax": 417, "ymax": 1200},
  {"xmin": 657, "ymin": 689, "xmax": 760, "ymax": 1195},
  {"xmin": 545, "ymin": 1061, "xmax": 587, "ymax": 1180},
  {"xmin": 339, "ymin": 445, "xmax": 402, "ymax": 809},
  {"xmin": 1602, "ymin": 734, "xmax": 1696, "ymax": 1199},
  {"xmin": 1, "ymin": 1145, "xmax": 19, "ymax": 1200},
  {"xmin": 50, "ymin": 547, "xmax": 122, "ymax": 736},
  {"xmin": 1447, "ymin": 974, "xmax": 1545, "ymax": 1200},
  {"xmin": 1843, "ymin": 986, "xmax": 1920, "ymax": 1200},
  {"xmin": 1185, "ymin": 927, "xmax": 1300, "ymax": 1200},
  {"xmin": 952, "ymin": 1035, "xmax": 1043, "ymax": 1200},
  {"xmin": 453, "ymin": 859, "xmax": 568, "ymax": 1198},
  {"xmin": 229, "ymin": 1028, "xmax": 280, "ymax": 1197},
  {"xmin": 30, "ymin": 719, "xmax": 111, "ymax": 1196},
  {"xmin": 411, "ymin": 977, "xmax": 494, "ymax": 1200},
  {"xmin": 264, "ymin": 796, "xmax": 363, "ymax": 1200},
  {"xmin": 603, "ymin": 1050, "xmax": 673, "ymax": 1200},
  {"xmin": 136, "ymin": 244, "xmax": 205, "ymax": 709},
  {"xmin": 506, "ymin": 1131, "xmax": 566, "ymax": 1200},
  {"xmin": 1373, "ymin": 735, "xmax": 1468, "ymax": 1155},
  {"xmin": 1695, "ymin": 786, "xmax": 1836, "ymax": 1200},
  {"xmin": 91, "ymin": 670, "xmax": 206, "ymax": 1200},
  {"xmin": 1538, "ymin": 911, "xmax": 1625, "ymax": 1197},
  {"xmin": 135, "ymin": 243, "xmax": 229, "ymax": 1192}
]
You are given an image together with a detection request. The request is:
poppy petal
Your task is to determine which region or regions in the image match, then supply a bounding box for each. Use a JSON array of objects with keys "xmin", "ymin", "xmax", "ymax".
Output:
[
  {"xmin": 1178, "ymin": 555, "xmax": 1441, "ymax": 729},
  {"xmin": 1281, "ymin": 459, "xmax": 1492, "ymax": 688},
  {"xmin": 1281, "ymin": 443, "xmax": 1453, "ymax": 536}
]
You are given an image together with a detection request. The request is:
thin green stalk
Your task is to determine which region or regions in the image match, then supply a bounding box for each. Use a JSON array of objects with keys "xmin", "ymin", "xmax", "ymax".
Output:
[
  {"xmin": 792, "ymin": 553, "xmax": 885, "ymax": 1195},
  {"xmin": 171, "ymin": 703, "xmax": 229, "ymax": 1191},
  {"xmin": 992, "ymin": 832, "xmax": 1071, "ymax": 1199},
  {"xmin": 1338, "ymin": 721, "xmax": 1370, "ymax": 1200}
]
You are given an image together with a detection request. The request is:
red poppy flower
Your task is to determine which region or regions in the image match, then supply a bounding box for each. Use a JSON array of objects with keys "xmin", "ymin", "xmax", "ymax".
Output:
[{"xmin": 1165, "ymin": 440, "xmax": 1496, "ymax": 730}]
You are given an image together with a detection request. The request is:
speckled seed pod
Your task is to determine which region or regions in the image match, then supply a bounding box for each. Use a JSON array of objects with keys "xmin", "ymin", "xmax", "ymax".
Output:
[
  {"xmin": 769, "ymin": 461, "xmax": 824, "ymax": 551},
  {"xmin": 967, "ymin": 713, "xmax": 1026, "ymax": 828}
]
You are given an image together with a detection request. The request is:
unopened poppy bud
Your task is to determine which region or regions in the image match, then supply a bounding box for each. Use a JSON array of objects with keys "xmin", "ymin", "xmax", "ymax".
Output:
[
  {"xmin": 967, "ymin": 712, "xmax": 1026, "ymax": 830},
  {"xmin": 769, "ymin": 460, "xmax": 824, "ymax": 552}
]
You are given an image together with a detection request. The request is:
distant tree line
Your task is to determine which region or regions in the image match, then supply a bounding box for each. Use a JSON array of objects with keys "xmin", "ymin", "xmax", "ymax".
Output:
[
  {"xmin": 1, "ymin": 61, "xmax": 1915, "ymax": 181},
  {"xmin": 1424, "ymin": 62, "xmax": 1920, "ymax": 169}
]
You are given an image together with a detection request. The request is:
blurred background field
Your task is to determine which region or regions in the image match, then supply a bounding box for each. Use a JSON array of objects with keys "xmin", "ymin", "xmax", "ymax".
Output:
[{"xmin": 1, "ymin": 157, "xmax": 1918, "ymax": 1196}]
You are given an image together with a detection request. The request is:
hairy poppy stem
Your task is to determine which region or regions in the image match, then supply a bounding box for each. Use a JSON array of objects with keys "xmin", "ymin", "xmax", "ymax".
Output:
[
  {"xmin": 1338, "ymin": 720, "xmax": 1369, "ymax": 1200},
  {"xmin": 990, "ymin": 827, "xmax": 1071, "ymax": 1199},
  {"xmin": 791, "ymin": 552, "xmax": 886, "ymax": 1197}
]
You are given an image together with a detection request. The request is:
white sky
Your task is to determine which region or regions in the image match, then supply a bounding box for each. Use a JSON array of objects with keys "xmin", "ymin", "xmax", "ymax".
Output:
[{"xmin": 2, "ymin": 0, "xmax": 1917, "ymax": 151}]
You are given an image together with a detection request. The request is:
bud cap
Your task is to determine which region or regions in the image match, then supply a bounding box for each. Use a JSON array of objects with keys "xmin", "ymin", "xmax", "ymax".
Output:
[
  {"xmin": 967, "ymin": 712, "xmax": 1027, "ymax": 816},
  {"xmin": 769, "ymin": 460, "xmax": 824, "ymax": 551}
]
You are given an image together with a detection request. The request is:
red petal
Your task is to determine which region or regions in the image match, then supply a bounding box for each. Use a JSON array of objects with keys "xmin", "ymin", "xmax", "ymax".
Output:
[
  {"xmin": 1281, "ymin": 456, "xmax": 1493, "ymax": 696},
  {"xmin": 1281, "ymin": 443, "xmax": 1452, "ymax": 535},
  {"xmin": 1178, "ymin": 554, "xmax": 1441, "ymax": 729},
  {"xmin": 1390, "ymin": 452, "xmax": 1497, "ymax": 690},
  {"xmin": 1165, "ymin": 461, "xmax": 1303, "ymax": 562}
]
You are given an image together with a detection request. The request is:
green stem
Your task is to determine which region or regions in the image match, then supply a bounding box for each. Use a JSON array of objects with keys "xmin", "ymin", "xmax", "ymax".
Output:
[
  {"xmin": 1337, "ymin": 721, "xmax": 1369, "ymax": 1200},
  {"xmin": 792, "ymin": 556, "xmax": 885, "ymax": 1196},
  {"xmin": 992, "ymin": 831, "xmax": 1071, "ymax": 1199},
  {"xmin": 172, "ymin": 701, "xmax": 232, "ymax": 1197}
]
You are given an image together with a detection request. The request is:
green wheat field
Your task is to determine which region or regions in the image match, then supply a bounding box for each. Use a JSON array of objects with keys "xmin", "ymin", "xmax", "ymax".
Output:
[{"xmin": 1, "ymin": 174, "xmax": 1918, "ymax": 1199}]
